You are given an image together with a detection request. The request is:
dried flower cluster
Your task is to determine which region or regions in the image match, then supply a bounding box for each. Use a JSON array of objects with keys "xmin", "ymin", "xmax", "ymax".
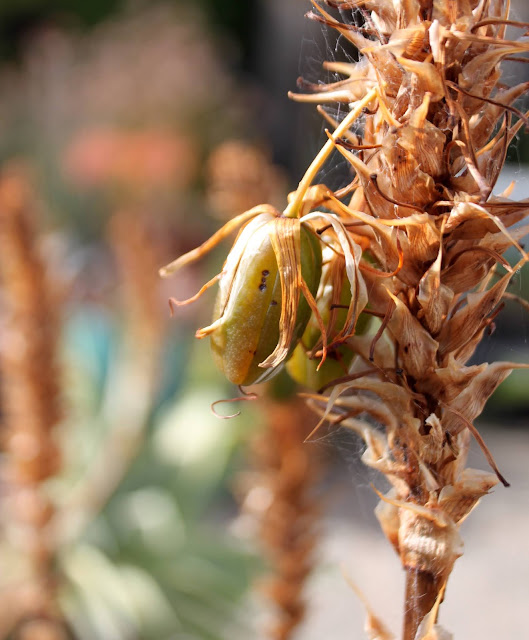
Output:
[{"xmin": 162, "ymin": 0, "xmax": 529, "ymax": 638}]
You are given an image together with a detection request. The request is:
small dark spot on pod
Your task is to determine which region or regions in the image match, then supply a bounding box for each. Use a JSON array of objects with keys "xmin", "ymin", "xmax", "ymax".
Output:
[
  {"xmin": 259, "ymin": 283, "xmax": 267, "ymax": 291},
  {"xmin": 403, "ymin": 345, "xmax": 409, "ymax": 353},
  {"xmin": 270, "ymin": 299, "xmax": 278, "ymax": 306},
  {"xmin": 262, "ymin": 270, "xmax": 270, "ymax": 277}
]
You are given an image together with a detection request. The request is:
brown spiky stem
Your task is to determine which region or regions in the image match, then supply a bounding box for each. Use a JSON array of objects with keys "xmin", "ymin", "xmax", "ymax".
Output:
[
  {"xmin": 0, "ymin": 166, "xmax": 66, "ymax": 637},
  {"xmin": 250, "ymin": 398, "xmax": 321, "ymax": 640},
  {"xmin": 290, "ymin": 1, "xmax": 529, "ymax": 637}
]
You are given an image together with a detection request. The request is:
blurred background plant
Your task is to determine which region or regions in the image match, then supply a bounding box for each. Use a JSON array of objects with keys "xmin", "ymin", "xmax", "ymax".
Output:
[
  {"xmin": 0, "ymin": 2, "xmax": 269, "ymax": 639},
  {"xmin": 0, "ymin": 1, "xmax": 527, "ymax": 640}
]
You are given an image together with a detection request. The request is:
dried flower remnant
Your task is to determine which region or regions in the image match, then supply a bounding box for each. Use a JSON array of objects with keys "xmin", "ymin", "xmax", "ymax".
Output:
[
  {"xmin": 0, "ymin": 168, "xmax": 66, "ymax": 637},
  {"xmin": 290, "ymin": 1, "xmax": 529, "ymax": 638},
  {"xmin": 163, "ymin": 206, "xmax": 325, "ymax": 386}
]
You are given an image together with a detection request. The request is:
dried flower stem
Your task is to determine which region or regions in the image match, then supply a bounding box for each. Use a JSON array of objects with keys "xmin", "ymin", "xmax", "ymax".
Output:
[
  {"xmin": 291, "ymin": 1, "xmax": 529, "ymax": 637},
  {"xmin": 161, "ymin": 2, "xmax": 529, "ymax": 635}
]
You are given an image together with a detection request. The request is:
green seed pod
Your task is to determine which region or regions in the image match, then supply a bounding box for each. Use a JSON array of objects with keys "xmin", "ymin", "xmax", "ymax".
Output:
[
  {"xmin": 286, "ymin": 252, "xmax": 371, "ymax": 390},
  {"xmin": 207, "ymin": 213, "xmax": 322, "ymax": 386}
]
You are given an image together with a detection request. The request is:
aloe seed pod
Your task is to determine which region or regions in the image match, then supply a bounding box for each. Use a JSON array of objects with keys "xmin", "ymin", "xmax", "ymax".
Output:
[
  {"xmin": 286, "ymin": 338, "xmax": 351, "ymax": 392},
  {"xmin": 286, "ymin": 252, "xmax": 370, "ymax": 390},
  {"xmin": 208, "ymin": 213, "xmax": 322, "ymax": 386}
]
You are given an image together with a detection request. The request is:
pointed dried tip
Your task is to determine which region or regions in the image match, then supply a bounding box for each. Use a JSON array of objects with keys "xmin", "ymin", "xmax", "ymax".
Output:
[{"xmin": 341, "ymin": 568, "xmax": 395, "ymax": 640}]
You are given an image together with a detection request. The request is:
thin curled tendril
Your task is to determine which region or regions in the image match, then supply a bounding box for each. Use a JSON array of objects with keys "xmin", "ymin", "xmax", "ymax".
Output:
[{"xmin": 210, "ymin": 388, "xmax": 258, "ymax": 419}]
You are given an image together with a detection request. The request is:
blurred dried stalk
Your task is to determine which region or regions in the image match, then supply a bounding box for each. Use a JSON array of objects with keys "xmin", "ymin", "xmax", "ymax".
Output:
[
  {"xmin": 0, "ymin": 171, "xmax": 169, "ymax": 638},
  {"xmin": 0, "ymin": 166, "xmax": 67, "ymax": 638},
  {"xmin": 246, "ymin": 399, "xmax": 321, "ymax": 640},
  {"xmin": 207, "ymin": 141, "xmax": 287, "ymax": 219}
]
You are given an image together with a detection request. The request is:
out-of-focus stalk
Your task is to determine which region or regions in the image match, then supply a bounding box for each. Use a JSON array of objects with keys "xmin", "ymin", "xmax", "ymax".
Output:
[
  {"xmin": 0, "ymin": 166, "xmax": 67, "ymax": 639},
  {"xmin": 244, "ymin": 398, "xmax": 321, "ymax": 640}
]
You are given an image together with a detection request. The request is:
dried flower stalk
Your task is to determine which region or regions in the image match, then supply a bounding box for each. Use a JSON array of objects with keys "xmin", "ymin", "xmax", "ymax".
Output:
[
  {"xmin": 208, "ymin": 143, "xmax": 322, "ymax": 639},
  {"xmin": 292, "ymin": 1, "xmax": 529, "ymax": 638},
  {"xmin": 0, "ymin": 167, "xmax": 67, "ymax": 638}
]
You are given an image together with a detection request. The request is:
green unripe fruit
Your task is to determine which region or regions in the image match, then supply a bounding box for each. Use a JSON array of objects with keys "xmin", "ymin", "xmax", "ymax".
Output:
[
  {"xmin": 209, "ymin": 214, "xmax": 322, "ymax": 386},
  {"xmin": 286, "ymin": 253, "xmax": 371, "ymax": 391},
  {"xmin": 286, "ymin": 340, "xmax": 352, "ymax": 391}
]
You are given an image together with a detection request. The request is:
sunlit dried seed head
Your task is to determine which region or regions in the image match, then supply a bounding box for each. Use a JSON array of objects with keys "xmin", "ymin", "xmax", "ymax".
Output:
[{"xmin": 288, "ymin": 1, "xmax": 529, "ymax": 637}]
